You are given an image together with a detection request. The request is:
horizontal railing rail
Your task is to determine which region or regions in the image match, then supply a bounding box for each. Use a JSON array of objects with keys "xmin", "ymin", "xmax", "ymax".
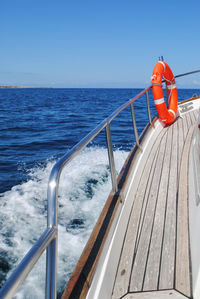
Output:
[
  {"xmin": 45, "ymin": 85, "xmax": 153, "ymax": 298},
  {"xmin": 0, "ymin": 85, "xmax": 153, "ymax": 299},
  {"xmin": 1, "ymin": 68, "xmax": 200, "ymax": 299}
]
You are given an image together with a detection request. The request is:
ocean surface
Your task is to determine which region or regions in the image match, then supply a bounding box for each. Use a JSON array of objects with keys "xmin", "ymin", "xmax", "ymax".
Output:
[{"xmin": 0, "ymin": 87, "xmax": 199, "ymax": 298}]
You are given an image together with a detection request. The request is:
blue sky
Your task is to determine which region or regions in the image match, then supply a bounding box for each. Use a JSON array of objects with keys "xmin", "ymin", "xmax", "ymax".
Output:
[{"xmin": 1, "ymin": 0, "xmax": 200, "ymax": 88}]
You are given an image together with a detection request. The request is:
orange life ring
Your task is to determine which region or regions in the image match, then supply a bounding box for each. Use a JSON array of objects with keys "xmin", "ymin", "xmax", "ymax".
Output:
[{"xmin": 151, "ymin": 61, "xmax": 178, "ymax": 125}]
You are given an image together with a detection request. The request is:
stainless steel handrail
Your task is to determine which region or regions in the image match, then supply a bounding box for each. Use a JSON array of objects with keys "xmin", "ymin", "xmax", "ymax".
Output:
[
  {"xmin": 45, "ymin": 85, "xmax": 153, "ymax": 298},
  {"xmin": 0, "ymin": 85, "xmax": 153, "ymax": 299},
  {"xmin": 1, "ymin": 68, "xmax": 200, "ymax": 298}
]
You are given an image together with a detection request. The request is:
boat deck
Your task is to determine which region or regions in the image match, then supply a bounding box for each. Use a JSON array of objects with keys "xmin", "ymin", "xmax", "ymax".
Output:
[{"xmin": 112, "ymin": 110, "xmax": 198, "ymax": 299}]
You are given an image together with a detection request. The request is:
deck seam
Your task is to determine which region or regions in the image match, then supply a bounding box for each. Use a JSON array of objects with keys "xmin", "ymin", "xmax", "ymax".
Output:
[
  {"xmin": 189, "ymin": 111, "xmax": 195, "ymax": 124},
  {"xmin": 175, "ymin": 124, "xmax": 194, "ymax": 298},
  {"xmin": 158, "ymin": 124, "xmax": 174, "ymax": 290},
  {"xmin": 133, "ymin": 130, "xmax": 168, "ymax": 256},
  {"xmin": 187, "ymin": 112, "xmax": 193, "ymax": 128},
  {"xmin": 186, "ymin": 116, "xmax": 194, "ymax": 298},
  {"xmin": 112, "ymin": 111, "xmax": 196, "ymax": 299},
  {"xmin": 191, "ymin": 111, "xmax": 195, "ymax": 124},
  {"xmin": 132, "ymin": 147, "xmax": 159, "ymax": 255},
  {"xmin": 174, "ymin": 117, "xmax": 182, "ymax": 290},
  {"xmin": 141, "ymin": 129, "xmax": 169, "ymax": 291},
  {"xmin": 174, "ymin": 116, "xmax": 185, "ymax": 291},
  {"xmin": 127, "ymin": 132, "xmax": 164, "ymax": 293},
  {"xmin": 111, "ymin": 126, "xmax": 167, "ymax": 298}
]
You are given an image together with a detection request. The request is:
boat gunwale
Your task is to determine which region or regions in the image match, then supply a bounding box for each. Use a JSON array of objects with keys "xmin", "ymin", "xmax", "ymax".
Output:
[{"xmin": 178, "ymin": 96, "xmax": 200, "ymax": 105}]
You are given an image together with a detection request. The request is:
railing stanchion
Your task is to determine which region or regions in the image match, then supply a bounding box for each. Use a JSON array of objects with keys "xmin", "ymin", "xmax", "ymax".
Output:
[
  {"xmin": 131, "ymin": 103, "xmax": 140, "ymax": 147},
  {"xmin": 46, "ymin": 169, "xmax": 59, "ymax": 299},
  {"xmin": 145, "ymin": 91, "xmax": 152, "ymax": 124},
  {"xmin": 105, "ymin": 123, "xmax": 118, "ymax": 193},
  {"xmin": 46, "ymin": 239, "xmax": 57, "ymax": 299}
]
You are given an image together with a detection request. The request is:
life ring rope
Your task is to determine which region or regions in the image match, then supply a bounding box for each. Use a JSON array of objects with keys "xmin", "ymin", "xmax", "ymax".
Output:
[
  {"xmin": 167, "ymin": 84, "xmax": 176, "ymax": 90},
  {"xmin": 151, "ymin": 61, "xmax": 178, "ymax": 125}
]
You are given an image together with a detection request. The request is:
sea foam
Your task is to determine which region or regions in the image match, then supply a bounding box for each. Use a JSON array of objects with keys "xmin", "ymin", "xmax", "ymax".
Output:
[{"xmin": 0, "ymin": 147, "xmax": 128, "ymax": 298}]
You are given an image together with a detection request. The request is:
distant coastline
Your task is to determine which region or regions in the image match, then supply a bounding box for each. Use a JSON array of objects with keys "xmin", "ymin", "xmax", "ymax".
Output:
[{"xmin": 0, "ymin": 86, "xmax": 50, "ymax": 89}]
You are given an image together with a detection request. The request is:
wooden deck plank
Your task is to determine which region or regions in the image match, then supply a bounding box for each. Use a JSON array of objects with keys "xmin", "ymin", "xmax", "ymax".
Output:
[
  {"xmin": 123, "ymin": 290, "xmax": 188, "ymax": 299},
  {"xmin": 130, "ymin": 132, "xmax": 168, "ymax": 292},
  {"xmin": 159, "ymin": 120, "xmax": 178, "ymax": 290},
  {"xmin": 177, "ymin": 117, "xmax": 184, "ymax": 175},
  {"xmin": 134, "ymin": 134, "xmax": 168, "ymax": 254},
  {"xmin": 185, "ymin": 112, "xmax": 192, "ymax": 128},
  {"xmin": 187, "ymin": 111, "xmax": 193, "ymax": 125},
  {"xmin": 192, "ymin": 109, "xmax": 198, "ymax": 124},
  {"xmin": 190, "ymin": 111, "xmax": 197, "ymax": 124},
  {"xmin": 112, "ymin": 111, "xmax": 195, "ymax": 299},
  {"xmin": 175, "ymin": 125, "xmax": 194, "ymax": 298},
  {"xmin": 112, "ymin": 130, "xmax": 166, "ymax": 299},
  {"xmin": 143, "ymin": 126, "xmax": 173, "ymax": 291},
  {"xmin": 192, "ymin": 111, "xmax": 197, "ymax": 125},
  {"xmin": 182, "ymin": 111, "xmax": 189, "ymax": 140},
  {"xmin": 193, "ymin": 109, "xmax": 198, "ymax": 118},
  {"xmin": 191, "ymin": 111, "xmax": 196, "ymax": 124}
]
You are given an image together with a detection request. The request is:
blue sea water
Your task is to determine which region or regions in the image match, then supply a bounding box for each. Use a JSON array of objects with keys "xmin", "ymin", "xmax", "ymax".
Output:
[{"xmin": 0, "ymin": 87, "xmax": 199, "ymax": 298}]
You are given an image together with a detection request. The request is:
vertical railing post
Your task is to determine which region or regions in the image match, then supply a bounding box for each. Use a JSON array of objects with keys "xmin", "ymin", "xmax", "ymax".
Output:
[
  {"xmin": 46, "ymin": 170, "xmax": 59, "ymax": 299},
  {"xmin": 46, "ymin": 239, "xmax": 57, "ymax": 299},
  {"xmin": 105, "ymin": 122, "xmax": 118, "ymax": 193},
  {"xmin": 145, "ymin": 90, "xmax": 152, "ymax": 125},
  {"xmin": 130, "ymin": 103, "xmax": 140, "ymax": 148}
]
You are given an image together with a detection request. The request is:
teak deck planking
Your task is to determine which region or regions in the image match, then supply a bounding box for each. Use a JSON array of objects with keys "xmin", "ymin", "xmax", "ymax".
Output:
[{"xmin": 112, "ymin": 110, "xmax": 196, "ymax": 299}]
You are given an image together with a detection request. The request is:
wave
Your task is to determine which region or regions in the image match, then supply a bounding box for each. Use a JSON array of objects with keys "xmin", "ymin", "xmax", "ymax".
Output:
[{"xmin": 0, "ymin": 147, "xmax": 128, "ymax": 298}]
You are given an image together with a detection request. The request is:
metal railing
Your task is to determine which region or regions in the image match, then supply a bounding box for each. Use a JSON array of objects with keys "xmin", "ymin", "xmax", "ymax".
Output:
[
  {"xmin": 0, "ymin": 85, "xmax": 153, "ymax": 299},
  {"xmin": 2, "ymin": 66, "xmax": 200, "ymax": 298}
]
